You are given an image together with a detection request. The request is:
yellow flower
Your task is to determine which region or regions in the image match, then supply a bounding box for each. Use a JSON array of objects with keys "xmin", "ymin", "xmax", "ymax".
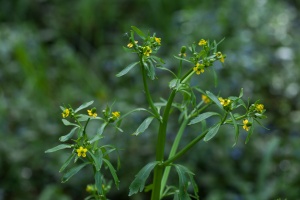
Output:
[
  {"xmin": 255, "ymin": 104, "xmax": 264, "ymax": 113},
  {"xmin": 143, "ymin": 46, "xmax": 152, "ymax": 56},
  {"xmin": 243, "ymin": 119, "xmax": 251, "ymax": 131},
  {"xmin": 76, "ymin": 146, "xmax": 88, "ymax": 157},
  {"xmin": 202, "ymin": 95, "xmax": 211, "ymax": 104},
  {"xmin": 62, "ymin": 108, "xmax": 70, "ymax": 118},
  {"xmin": 218, "ymin": 97, "xmax": 231, "ymax": 107},
  {"xmin": 112, "ymin": 111, "xmax": 120, "ymax": 119},
  {"xmin": 87, "ymin": 108, "xmax": 97, "ymax": 118},
  {"xmin": 198, "ymin": 39, "xmax": 207, "ymax": 46},
  {"xmin": 127, "ymin": 41, "xmax": 138, "ymax": 48},
  {"xmin": 193, "ymin": 63, "xmax": 205, "ymax": 75},
  {"xmin": 86, "ymin": 185, "xmax": 95, "ymax": 193},
  {"xmin": 154, "ymin": 37, "xmax": 161, "ymax": 45},
  {"xmin": 215, "ymin": 51, "xmax": 225, "ymax": 63}
]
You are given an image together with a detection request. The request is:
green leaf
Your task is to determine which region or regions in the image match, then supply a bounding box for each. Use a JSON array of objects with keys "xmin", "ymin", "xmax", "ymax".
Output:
[
  {"xmin": 204, "ymin": 123, "xmax": 221, "ymax": 141},
  {"xmin": 169, "ymin": 79, "xmax": 180, "ymax": 90},
  {"xmin": 129, "ymin": 161, "xmax": 159, "ymax": 196},
  {"xmin": 131, "ymin": 26, "xmax": 146, "ymax": 39},
  {"xmin": 89, "ymin": 150, "xmax": 103, "ymax": 171},
  {"xmin": 45, "ymin": 144, "xmax": 72, "ymax": 153},
  {"xmin": 173, "ymin": 55, "xmax": 192, "ymax": 63},
  {"xmin": 59, "ymin": 127, "xmax": 78, "ymax": 142},
  {"xmin": 188, "ymin": 112, "xmax": 220, "ymax": 125},
  {"xmin": 229, "ymin": 112, "xmax": 239, "ymax": 146},
  {"xmin": 74, "ymin": 100, "xmax": 94, "ymax": 113},
  {"xmin": 239, "ymin": 88, "xmax": 244, "ymax": 98},
  {"xmin": 206, "ymin": 91, "xmax": 223, "ymax": 110},
  {"xmin": 62, "ymin": 119, "xmax": 80, "ymax": 127},
  {"xmin": 103, "ymin": 158, "xmax": 120, "ymax": 189},
  {"xmin": 133, "ymin": 117, "xmax": 155, "ymax": 136},
  {"xmin": 174, "ymin": 164, "xmax": 195, "ymax": 200},
  {"xmin": 95, "ymin": 171, "xmax": 102, "ymax": 194},
  {"xmin": 89, "ymin": 123, "xmax": 107, "ymax": 143},
  {"xmin": 245, "ymin": 122, "xmax": 254, "ymax": 144},
  {"xmin": 61, "ymin": 162, "xmax": 89, "ymax": 183},
  {"xmin": 59, "ymin": 153, "xmax": 76, "ymax": 172},
  {"xmin": 116, "ymin": 61, "xmax": 139, "ymax": 77},
  {"xmin": 122, "ymin": 46, "xmax": 136, "ymax": 53}
]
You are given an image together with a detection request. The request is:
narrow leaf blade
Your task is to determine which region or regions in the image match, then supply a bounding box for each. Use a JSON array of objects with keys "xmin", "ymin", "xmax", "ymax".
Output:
[
  {"xmin": 59, "ymin": 153, "xmax": 76, "ymax": 172},
  {"xmin": 133, "ymin": 117, "xmax": 154, "ymax": 136},
  {"xmin": 61, "ymin": 162, "xmax": 89, "ymax": 183},
  {"xmin": 45, "ymin": 144, "xmax": 72, "ymax": 153},
  {"xmin": 59, "ymin": 127, "xmax": 78, "ymax": 142},
  {"xmin": 116, "ymin": 61, "xmax": 139, "ymax": 77},
  {"xmin": 74, "ymin": 101, "xmax": 94, "ymax": 113},
  {"xmin": 206, "ymin": 91, "xmax": 223, "ymax": 110},
  {"xmin": 188, "ymin": 112, "xmax": 220, "ymax": 125},
  {"xmin": 131, "ymin": 26, "xmax": 146, "ymax": 39},
  {"xmin": 103, "ymin": 158, "xmax": 120, "ymax": 189},
  {"xmin": 204, "ymin": 123, "xmax": 221, "ymax": 141}
]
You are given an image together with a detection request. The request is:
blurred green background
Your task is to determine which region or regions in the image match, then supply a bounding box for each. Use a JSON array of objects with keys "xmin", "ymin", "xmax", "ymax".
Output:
[{"xmin": 1, "ymin": 0, "xmax": 299, "ymax": 199}]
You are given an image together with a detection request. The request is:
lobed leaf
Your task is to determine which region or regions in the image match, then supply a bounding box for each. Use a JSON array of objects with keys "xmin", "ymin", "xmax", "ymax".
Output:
[{"xmin": 129, "ymin": 161, "xmax": 159, "ymax": 196}]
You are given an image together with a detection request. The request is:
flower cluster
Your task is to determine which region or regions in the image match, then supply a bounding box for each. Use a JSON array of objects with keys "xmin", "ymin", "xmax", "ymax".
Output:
[
  {"xmin": 76, "ymin": 146, "xmax": 88, "ymax": 157},
  {"xmin": 193, "ymin": 63, "xmax": 205, "ymax": 75},
  {"xmin": 62, "ymin": 108, "xmax": 70, "ymax": 118},
  {"xmin": 87, "ymin": 107, "xmax": 97, "ymax": 118},
  {"xmin": 243, "ymin": 119, "xmax": 251, "ymax": 131},
  {"xmin": 202, "ymin": 94, "xmax": 211, "ymax": 104},
  {"xmin": 219, "ymin": 97, "xmax": 231, "ymax": 107}
]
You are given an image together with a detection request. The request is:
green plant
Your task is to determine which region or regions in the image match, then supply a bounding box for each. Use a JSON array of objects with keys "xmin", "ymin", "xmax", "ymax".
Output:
[{"xmin": 45, "ymin": 26, "xmax": 267, "ymax": 200}]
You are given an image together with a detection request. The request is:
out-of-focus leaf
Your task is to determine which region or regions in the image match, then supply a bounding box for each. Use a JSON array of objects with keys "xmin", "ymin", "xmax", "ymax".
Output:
[
  {"xmin": 131, "ymin": 26, "xmax": 146, "ymax": 39},
  {"xmin": 95, "ymin": 171, "xmax": 102, "ymax": 194},
  {"xmin": 229, "ymin": 112, "xmax": 239, "ymax": 146}
]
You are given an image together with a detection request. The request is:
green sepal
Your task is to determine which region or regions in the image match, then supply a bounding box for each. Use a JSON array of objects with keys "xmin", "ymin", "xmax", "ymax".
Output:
[
  {"xmin": 128, "ymin": 161, "xmax": 159, "ymax": 196},
  {"xmin": 61, "ymin": 162, "xmax": 89, "ymax": 183},
  {"xmin": 59, "ymin": 127, "xmax": 78, "ymax": 142},
  {"xmin": 74, "ymin": 100, "xmax": 94, "ymax": 113},
  {"xmin": 204, "ymin": 123, "xmax": 221, "ymax": 141},
  {"xmin": 132, "ymin": 116, "xmax": 155, "ymax": 136},
  {"xmin": 229, "ymin": 112, "xmax": 239, "ymax": 146},
  {"xmin": 131, "ymin": 26, "xmax": 146, "ymax": 39},
  {"xmin": 116, "ymin": 61, "xmax": 139, "ymax": 77},
  {"xmin": 59, "ymin": 153, "xmax": 76, "ymax": 172},
  {"xmin": 188, "ymin": 112, "xmax": 220, "ymax": 125},
  {"xmin": 89, "ymin": 150, "xmax": 103, "ymax": 171},
  {"xmin": 45, "ymin": 144, "xmax": 72, "ymax": 153}
]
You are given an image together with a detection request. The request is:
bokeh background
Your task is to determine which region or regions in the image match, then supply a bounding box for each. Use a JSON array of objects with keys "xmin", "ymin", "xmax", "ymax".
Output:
[{"xmin": 1, "ymin": 0, "xmax": 300, "ymax": 199}]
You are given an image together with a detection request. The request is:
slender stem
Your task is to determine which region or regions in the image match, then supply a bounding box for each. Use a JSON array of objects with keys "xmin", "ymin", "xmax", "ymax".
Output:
[
  {"xmin": 160, "ymin": 118, "xmax": 189, "ymax": 195},
  {"xmin": 163, "ymin": 128, "xmax": 209, "ymax": 166},
  {"xmin": 140, "ymin": 57, "xmax": 161, "ymax": 121},
  {"xmin": 151, "ymin": 90, "xmax": 176, "ymax": 200}
]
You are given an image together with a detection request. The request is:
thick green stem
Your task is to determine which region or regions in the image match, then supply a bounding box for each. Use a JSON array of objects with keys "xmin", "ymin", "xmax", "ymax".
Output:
[{"xmin": 151, "ymin": 90, "xmax": 176, "ymax": 200}]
